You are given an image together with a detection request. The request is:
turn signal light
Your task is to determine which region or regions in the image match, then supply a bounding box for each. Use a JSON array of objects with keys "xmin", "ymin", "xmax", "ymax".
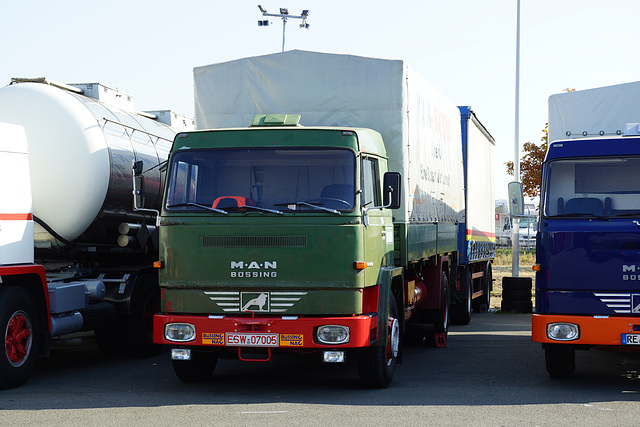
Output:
[
  {"xmin": 354, "ymin": 261, "xmax": 373, "ymax": 270},
  {"xmin": 154, "ymin": 260, "xmax": 165, "ymax": 269},
  {"xmin": 532, "ymin": 264, "xmax": 542, "ymax": 272}
]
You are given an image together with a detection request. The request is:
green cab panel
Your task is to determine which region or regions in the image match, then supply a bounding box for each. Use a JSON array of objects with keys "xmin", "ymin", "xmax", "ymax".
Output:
[{"xmin": 158, "ymin": 218, "xmax": 373, "ymax": 315}]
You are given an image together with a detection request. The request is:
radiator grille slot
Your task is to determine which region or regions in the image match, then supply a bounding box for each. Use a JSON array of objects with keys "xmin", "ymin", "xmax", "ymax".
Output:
[
  {"xmin": 202, "ymin": 235, "xmax": 307, "ymax": 248},
  {"xmin": 591, "ymin": 239, "xmax": 640, "ymax": 251}
]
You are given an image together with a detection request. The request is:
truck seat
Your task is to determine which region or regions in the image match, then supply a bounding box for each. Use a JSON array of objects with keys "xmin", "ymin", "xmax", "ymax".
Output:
[
  {"xmin": 320, "ymin": 184, "xmax": 354, "ymax": 203},
  {"xmin": 564, "ymin": 197, "xmax": 603, "ymax": 216}
]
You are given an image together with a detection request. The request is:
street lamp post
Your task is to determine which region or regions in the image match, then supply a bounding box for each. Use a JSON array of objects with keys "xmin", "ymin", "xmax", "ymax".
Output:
[{"xmin": 258, "ymin": 5, "xmax": 310, "ymax": 52}]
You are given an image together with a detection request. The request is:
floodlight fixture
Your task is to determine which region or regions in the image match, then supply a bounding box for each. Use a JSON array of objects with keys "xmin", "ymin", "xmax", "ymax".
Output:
[{"xmin": 257, "ymin": 6, "xmax": 310, "ymax": 52}]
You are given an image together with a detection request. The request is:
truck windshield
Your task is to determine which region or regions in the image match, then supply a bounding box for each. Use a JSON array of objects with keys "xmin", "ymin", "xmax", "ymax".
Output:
[
  {"xmin": 543, "ymin": 157, "xmax": 640, "ymax": 218},
  {"xmin": 165, "ymin": 148, "xmax": 356, "ymax": 213}
]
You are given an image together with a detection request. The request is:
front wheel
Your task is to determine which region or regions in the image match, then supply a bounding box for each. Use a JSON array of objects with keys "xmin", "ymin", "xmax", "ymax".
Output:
[
  {"xmin": 357, "ymin": 293, "xmax": 399, "ymax": 388},
  {"xmin": 172, "ymin": 348, "xmax": 219, "ymax": 383},
  {"xmin": 0, "ymin": 286, "xmax": 39, "ymax": 390},
  {"xmin": 545, "ymin": 344, "xmax": 575, "ymax": 378}
]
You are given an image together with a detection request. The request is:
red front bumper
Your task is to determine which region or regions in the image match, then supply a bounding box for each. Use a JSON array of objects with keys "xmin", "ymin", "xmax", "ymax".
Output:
[{"xmin": 153, "ymin": 313, "xmax": 377, "ymax": 349}]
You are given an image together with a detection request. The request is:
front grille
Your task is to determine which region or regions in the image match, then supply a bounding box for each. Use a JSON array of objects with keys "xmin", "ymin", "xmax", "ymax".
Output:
[{"xmin": 202, "ymin": 235, "xmax": 307, "ymax": 248}]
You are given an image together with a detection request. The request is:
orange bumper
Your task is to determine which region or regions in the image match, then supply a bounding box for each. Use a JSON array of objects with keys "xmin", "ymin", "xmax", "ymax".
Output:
[
  {"xmin": 154, "ymin": 313, "xmax": 377, "ymax": 348},
  {"xmin": 532, "ymin": 314, "xmax": 640, "ymax": 345}
]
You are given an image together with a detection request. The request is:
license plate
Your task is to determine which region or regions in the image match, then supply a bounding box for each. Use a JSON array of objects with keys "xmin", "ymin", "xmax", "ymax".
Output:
[
  {"xmin": 622, "ymin": 334, "xmax": 640, "ymax": 345},
  {"xmin": 225, "ymin": 332, "xmax": 279, "ymax": 347}
]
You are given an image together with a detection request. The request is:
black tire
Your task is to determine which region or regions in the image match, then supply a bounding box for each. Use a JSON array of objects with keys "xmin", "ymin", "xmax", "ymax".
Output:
[
  {"xmin": 172, "ymin": 348, "xmax": 219, "ymax": 383},
  {"xmin": 545, "ymin": 344, "xmax": 575, "ymax": 378},
  {"xmin": 96, "ymin": 274, "xmax": 161, "ymax": 358},
  {"xmin": 430, "ymin": 272, "xmax": 450, "ymax": 335},
  {"xmin": 502, "ymin": 288, "xmax": 532, "ymax": 301},
  {"xmin": 0, "ymin": 286, "xmax": 39, "ymax": 390},
  {"xmin": 126, "ymin": 274, "xmax": 161, "ymax": 357},
  {"xmin": 502, "ymin": 276, "xmax": 532, "ymax": 291},
  {"xmin": 501, "ymin": 299, "xmax": 532, "ymax": 313},
  {"xmin": 357, "ymin": 293, "xmax": 399, "ymax": 388},
  {"xmin": 451, "ymin": 268, "xmax": 471, "ymax": 325}
]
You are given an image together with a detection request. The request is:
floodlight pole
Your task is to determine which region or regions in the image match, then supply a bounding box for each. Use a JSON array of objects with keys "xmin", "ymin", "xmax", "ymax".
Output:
[
  {"xmin": 257, "ymin": 6, "xmax": 310, "ymax": 52},
  {"xmin": 281, "ymin": 15, "xmax": 287, "ymax": 52},
  {"xmin": 512, "ymin": 0, "xmax": 521, "ymax": 277}
]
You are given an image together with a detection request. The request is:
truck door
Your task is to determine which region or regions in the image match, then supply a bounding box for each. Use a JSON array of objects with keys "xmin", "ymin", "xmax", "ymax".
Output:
[{"xmin": 362, "ymin": 157, "xmax": 393, "ymax": 284}]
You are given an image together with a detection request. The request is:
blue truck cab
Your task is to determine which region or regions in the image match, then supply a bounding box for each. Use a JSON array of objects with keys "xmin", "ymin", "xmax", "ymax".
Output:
[{"xmin": 532, "ymin": 135, "xmax": 640, "ymax": 377}]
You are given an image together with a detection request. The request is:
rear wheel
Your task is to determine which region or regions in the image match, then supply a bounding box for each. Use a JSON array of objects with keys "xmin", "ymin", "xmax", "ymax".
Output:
[
  {"xmin": 545, "ymin": 344, "xmax": 575, "ymax": 378},
  {"xmin": 451, "ymin": 268, "xmax": 471, "ymax": 325},
  {"xmin": 172, "ymin": 348, "xmax": 219, "ymax": 383},
  {"xmin": 357, "ymin": 293, "xmax": 399, "ymax": 388},
  {"xmin": 431, "ymin": 271, "xmax": 450, "ymax": 335},
  {"xmin": 0, "ymin": 286, "xmax": 39, "ymax": 390},
  {"xmin": 472, "ymin": 263, "xmax": 492, "ymax": 312}
]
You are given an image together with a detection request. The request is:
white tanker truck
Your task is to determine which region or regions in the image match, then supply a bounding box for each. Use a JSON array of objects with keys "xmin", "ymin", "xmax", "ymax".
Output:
[{"xmin": 0, "ymin": 78, "xmax": 192, "ymax": 389}]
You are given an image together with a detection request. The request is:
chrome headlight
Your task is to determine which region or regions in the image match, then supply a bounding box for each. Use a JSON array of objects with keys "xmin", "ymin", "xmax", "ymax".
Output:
[
  {"xmin": 316, "ymin": 325, "xmax": 350, "ymax": 344},
  {"xmin": 165, "ymin": 323, "xmax": 196, "ymax": 342},
  {"xmin": 547, "ymin": 322, "xmax": 579, "ymax": 341}
]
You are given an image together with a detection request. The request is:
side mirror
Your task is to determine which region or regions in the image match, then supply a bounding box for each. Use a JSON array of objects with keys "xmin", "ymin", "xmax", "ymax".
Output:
[
  {"xmin": 135, "ymin": 175, "xmax": 145, "ymax": 208},
  {"xmin": 132, "ymin": 160, "xmax": 145, "ymax": 209},
  {"xmin": 508, "ymin": 181, "xmax": 525, "ymax": 217},
  {"xmin": 133, "ymin": 160, "xmax": 144, "ymax": 177},
  {"xmin": 383, "ymin": 172, "xmax": 401, "ymax": 210},
  {"xmin": 131, "ymin": 159, "xmax": 161, "ymax": 227}
]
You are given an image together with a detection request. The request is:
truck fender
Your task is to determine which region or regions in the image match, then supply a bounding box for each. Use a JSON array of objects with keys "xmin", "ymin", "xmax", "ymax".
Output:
[
  {"xmin": 373, "ymin": 266, "xmax": 404, "ymax": 347},
  {"xmin": 0, "ymin": 265, "xmax": 51, "ymax": 356}
]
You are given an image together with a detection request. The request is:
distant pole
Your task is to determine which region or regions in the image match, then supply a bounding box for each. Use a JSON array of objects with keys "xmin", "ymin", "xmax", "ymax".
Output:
[
  {"xmin": 512, "ymin": 0, "xmax": 521, "ymax": 277},
  {"xmin": 281, "ymin": 15, "xmax": 287, "ymax": 52}
]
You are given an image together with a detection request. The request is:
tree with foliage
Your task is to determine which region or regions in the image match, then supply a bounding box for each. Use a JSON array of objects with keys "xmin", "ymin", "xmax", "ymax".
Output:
[
  {"xmin": 505, "ymin": 125, "xmax": 548, "ymax": 198},
  {"xmin": 506, "ymin": 89, "xmax": 575, "ymax": 198}
]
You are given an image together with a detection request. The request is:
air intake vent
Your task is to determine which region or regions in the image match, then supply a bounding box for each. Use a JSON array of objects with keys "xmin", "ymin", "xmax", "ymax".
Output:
[
  {"xmin": 202, "ymin": 236, "xmax": 307, "ymax": 248},
  {"xmin": 591, "ymin": 239, "xmax": 640, "ymax": 252}
]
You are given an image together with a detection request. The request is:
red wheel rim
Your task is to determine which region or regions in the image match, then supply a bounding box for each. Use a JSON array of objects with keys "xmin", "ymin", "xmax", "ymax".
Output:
[{"xmin": 5, "ymin": 310, "xmax": 32, "ymax": 367}]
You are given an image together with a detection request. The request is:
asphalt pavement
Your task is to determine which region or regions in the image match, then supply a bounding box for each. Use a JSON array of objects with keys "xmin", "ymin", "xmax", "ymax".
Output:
[{"xmin": 1, "ymin": 312, "xmax": 639, "ymax": 426}]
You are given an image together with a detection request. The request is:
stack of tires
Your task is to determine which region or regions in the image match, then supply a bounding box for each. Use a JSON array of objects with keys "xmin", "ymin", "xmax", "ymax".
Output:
[{"xmin": 501, "ymin": 277, "xmax": 532, "ymax": 313}]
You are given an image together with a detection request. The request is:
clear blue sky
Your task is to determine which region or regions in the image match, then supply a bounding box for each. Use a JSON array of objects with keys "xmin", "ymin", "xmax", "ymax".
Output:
[{"xmin": 2, "ymin": 0, "xmax": 639, "ymax": 201}]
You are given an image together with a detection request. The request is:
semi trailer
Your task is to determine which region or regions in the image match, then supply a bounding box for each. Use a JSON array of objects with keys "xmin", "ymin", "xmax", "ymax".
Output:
[{"xmin": 0, "ymin": 78, "xmax": 192, "ymax": 389}]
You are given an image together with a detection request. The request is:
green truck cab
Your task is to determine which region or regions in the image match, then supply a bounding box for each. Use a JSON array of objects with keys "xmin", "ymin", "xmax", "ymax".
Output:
[{"xmin": 153, "ymin": 117, "xmax": 404, "ymax": 387}]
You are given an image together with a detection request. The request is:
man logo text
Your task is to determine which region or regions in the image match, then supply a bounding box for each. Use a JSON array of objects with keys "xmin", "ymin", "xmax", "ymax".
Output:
[{"xmin": 230, "ymin": 261, "xmax": 277, "ymax": 278}]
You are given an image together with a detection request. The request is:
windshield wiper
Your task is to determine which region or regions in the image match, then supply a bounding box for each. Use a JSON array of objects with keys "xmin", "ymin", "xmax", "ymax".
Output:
[
  {"xmin": 167, "ymin": 202, "xmax": 228, "ymax": 215},
  {"xmin": 238, "ymin": 205, "xmax": 283, "ymax": 215},
  {"xmin": 547, "ymin": 213, "xmax": 610, "ymax": 220},
  {"xmin": 609, "ymin": 212, "xmax": 640, "ymax": 218},
  {"xmin": 274, "ymin": 201, "xmax": 341, "ymax": 215}
]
